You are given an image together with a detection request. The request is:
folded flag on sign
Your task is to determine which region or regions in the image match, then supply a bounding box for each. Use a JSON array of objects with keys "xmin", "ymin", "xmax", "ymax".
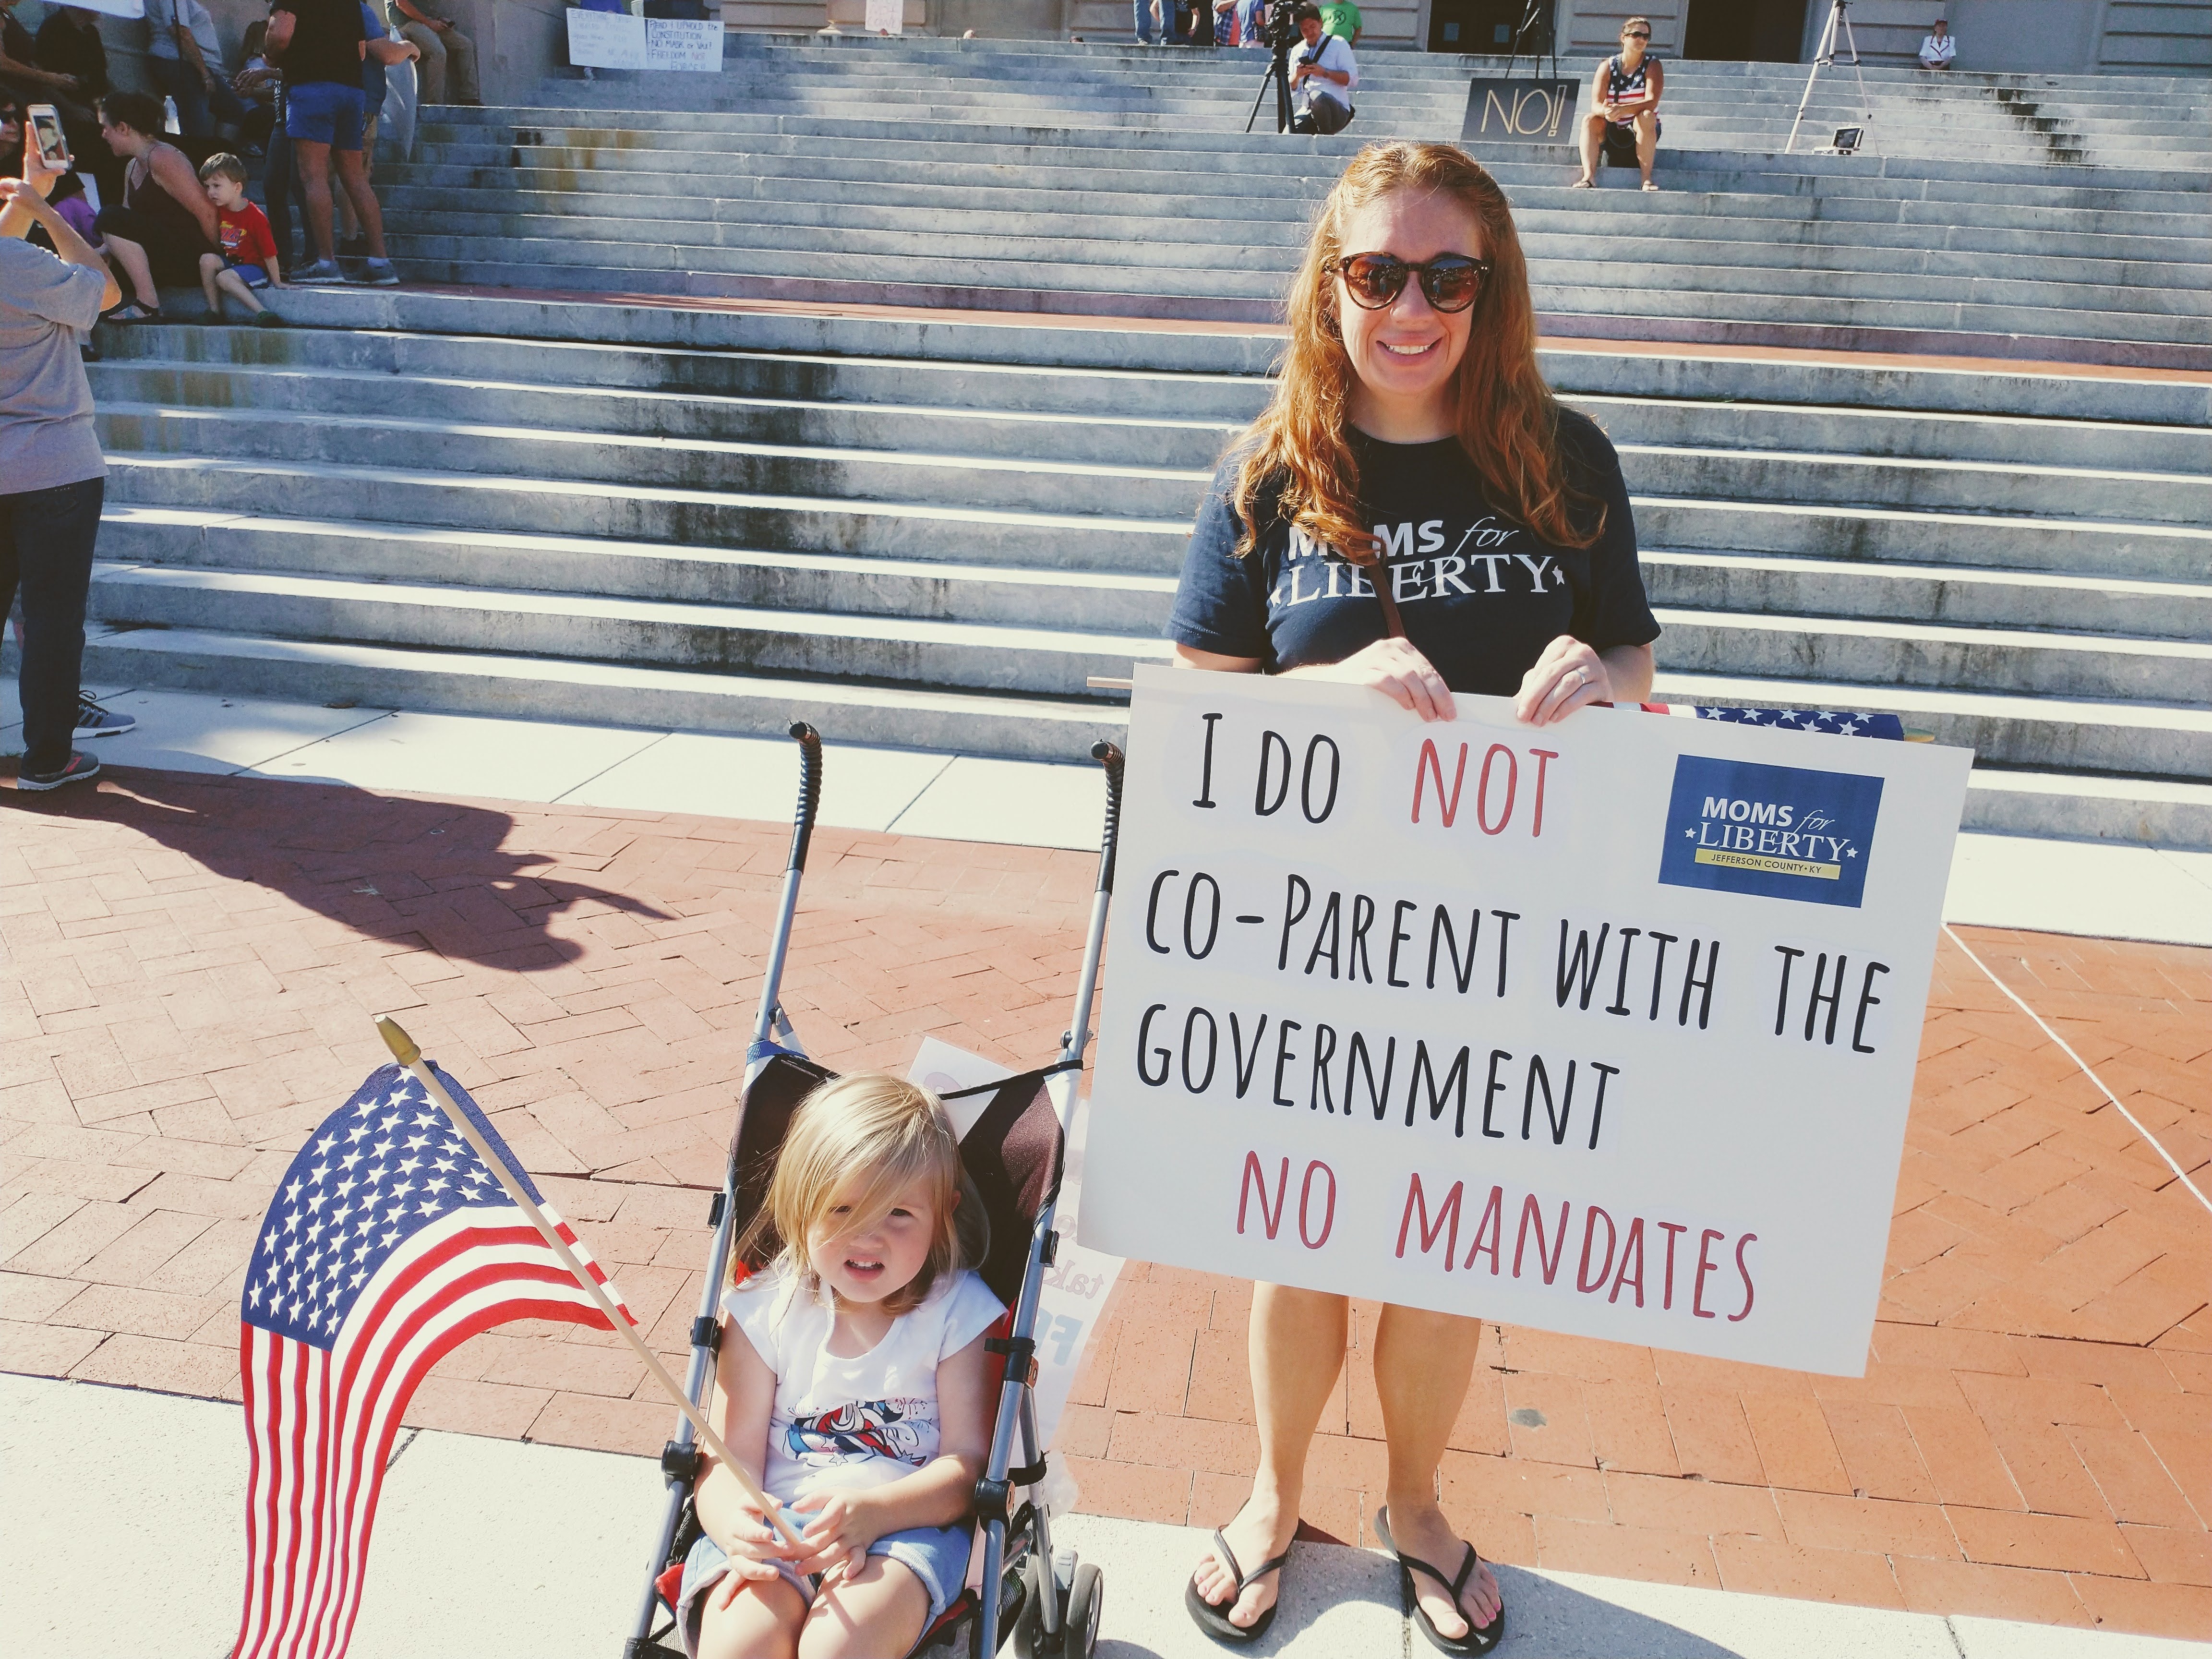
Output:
[
  {"xmin": 1638, "ymin": 701, "xmax": 1906, "ymax": 741},
  {"xmin": 233, "ymin": 1061, "xmax": 632, "ymax": 1659}
]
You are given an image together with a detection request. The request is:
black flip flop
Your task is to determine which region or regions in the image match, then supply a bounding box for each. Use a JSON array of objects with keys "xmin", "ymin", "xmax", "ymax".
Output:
[
  {"xmin": 1374, "ymin": 1506, "xmax": 1505, "ymax": 1656},
  {"xmin": 1184, "ymin": 1525, "xmax": 1290, "ymax": 1645}
]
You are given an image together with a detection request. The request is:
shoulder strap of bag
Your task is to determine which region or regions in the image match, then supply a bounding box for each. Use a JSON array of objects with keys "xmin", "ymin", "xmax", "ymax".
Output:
[{"xmin": 1370, "ymin": 558, "xmax": 1407, "ymax": 639}]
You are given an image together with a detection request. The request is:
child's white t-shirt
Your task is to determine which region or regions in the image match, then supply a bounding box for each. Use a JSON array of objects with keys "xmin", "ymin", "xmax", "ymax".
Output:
[{"xmin": 725, "ymin": 1263, "xmax": 1005, "ymax": 1506}]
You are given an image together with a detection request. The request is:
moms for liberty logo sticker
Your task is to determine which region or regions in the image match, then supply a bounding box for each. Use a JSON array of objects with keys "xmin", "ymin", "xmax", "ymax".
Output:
[{"xmin": 1658, "ymin": 757, "xmax": 1884, "ymax": 909}]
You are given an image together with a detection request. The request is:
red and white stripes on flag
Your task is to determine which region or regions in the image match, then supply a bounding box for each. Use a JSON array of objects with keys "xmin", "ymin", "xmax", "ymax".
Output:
[{"xmin": 232, "ymin": 1064, "xmax": 634, "ymax": 1659}]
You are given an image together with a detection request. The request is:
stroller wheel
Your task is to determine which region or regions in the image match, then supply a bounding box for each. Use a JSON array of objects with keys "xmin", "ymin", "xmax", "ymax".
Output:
[
  {"xmin": 1012, "ymin": 1557, "xmax": 1103, "ymax": 1659},
  {"xmin": 1064, "ymin": 1562, "xmax": 1103, "ymax": 1658}
]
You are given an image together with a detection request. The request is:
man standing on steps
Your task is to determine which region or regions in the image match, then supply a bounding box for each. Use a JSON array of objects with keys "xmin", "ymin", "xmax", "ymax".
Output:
[
  {"xmin": 1, "ymin": 140, "xmax": 121, "ymax": 793},
  {"xmin": 265, "ymin": 0, "xmax": 412, "ymax": 285}
]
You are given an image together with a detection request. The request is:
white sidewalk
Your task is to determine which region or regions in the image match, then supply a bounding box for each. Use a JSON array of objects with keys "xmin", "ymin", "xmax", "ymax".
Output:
[
  {"xmin": 8, "ymin": 680, "xmax": 2212, "ymax": 946},
  {"xmin": 3, "ymin": 1375, "xmax": 2199, "ymax": 1659}
]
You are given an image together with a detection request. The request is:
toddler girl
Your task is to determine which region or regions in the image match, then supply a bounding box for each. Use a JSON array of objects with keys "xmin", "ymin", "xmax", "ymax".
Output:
[{"xmin": 680, "ymin": 1073, "xmax": 1002, "ymax": 1659}]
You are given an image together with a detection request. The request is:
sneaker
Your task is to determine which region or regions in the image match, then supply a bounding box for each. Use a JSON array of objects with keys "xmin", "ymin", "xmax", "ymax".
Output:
[
  {"xmin": 17, "ymin": 750, "xmax": 101, "ymax": 792},
  {"xmin": 354, "ymin": 258, "xmax": 401, "ymax": 287},
  {"xmin": 292, "ymin": 258, "xmax": 346, "ymax": 284},
  {"xmin": 252, "ymin": 311, "xmax": 287, "ymax": 328},
  {"xmin": 74, "ymin": 692, "xmax": 136, "ymax": 737}
]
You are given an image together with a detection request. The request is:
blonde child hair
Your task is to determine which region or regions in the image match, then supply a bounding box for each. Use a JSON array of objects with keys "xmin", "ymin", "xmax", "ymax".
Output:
[{"xmin": 733, "ymin": 1072, "xmax": 987, "ymax": 1318}]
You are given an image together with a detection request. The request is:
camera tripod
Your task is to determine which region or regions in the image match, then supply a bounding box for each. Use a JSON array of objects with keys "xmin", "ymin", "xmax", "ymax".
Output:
[
  {"xmin": 1244, "ymin": 36, "xmax": 1295, "ymax": 133},
  {"xmin": 1502, "ymin": 0, "xmax": 1558, "ymax": 82},
  {"xmin": 1785, "ymin": 0, "xmax": 1875, "ymax": 154}
]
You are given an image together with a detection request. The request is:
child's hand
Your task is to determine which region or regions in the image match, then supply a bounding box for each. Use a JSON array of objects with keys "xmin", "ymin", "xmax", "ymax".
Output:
[
  {"xmin": 788, "ymin": 1489, "xmax": 883, "ymax": 1581},
  {"xmin": 706, "ymin": 1501, "xmax": 797, "ymax": 1611}
]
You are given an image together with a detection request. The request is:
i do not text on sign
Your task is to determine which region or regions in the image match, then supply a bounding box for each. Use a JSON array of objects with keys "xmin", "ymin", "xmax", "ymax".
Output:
[{"xmin": 1079, "ymin": 668, "xmax": 1971, "ymax": 1376}]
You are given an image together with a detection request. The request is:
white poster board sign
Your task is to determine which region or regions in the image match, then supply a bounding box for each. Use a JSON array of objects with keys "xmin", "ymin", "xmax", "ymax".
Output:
[
  {"xmin": 646, "ymin": 18, "xmax": 723, "ymax": 71},
  {"xmin": 1080, "ymin": 668, "xmax": 1970, "ymax": 1377},
  {"xmin": 865, "ymin": 0, "xmax": 905, "ymax": 34},
  {"xmin": 566, "ymin": 8, "xmax": 646, "ymax": 69},
  {"xmin": 909, "ymin": 1038, "xmax": 1122, "ymax": 1482},
  {"xmin": 566, "ymin": 9, "xmax": 722, "ymax": 71}
]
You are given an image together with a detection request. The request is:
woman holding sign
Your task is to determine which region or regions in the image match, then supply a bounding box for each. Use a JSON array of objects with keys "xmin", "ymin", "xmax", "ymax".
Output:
[{"xmin": 1170, "ymin": 141, "xmax": 1658, "ymax": 1652}]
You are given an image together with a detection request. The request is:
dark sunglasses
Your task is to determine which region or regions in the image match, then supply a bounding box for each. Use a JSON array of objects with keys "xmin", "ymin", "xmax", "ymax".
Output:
[
  {"xmin": 1623, "ymin": 29, "xmax": 1650, "ymax": 37},
  {"xmin": 1329, "ymin": 252, "xmax": 1494, "ymax": 313}
]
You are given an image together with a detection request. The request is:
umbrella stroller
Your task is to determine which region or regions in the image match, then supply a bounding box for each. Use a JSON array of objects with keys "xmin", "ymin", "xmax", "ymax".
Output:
[{"xmin": 625, "ymin": 723, "xmax": 1127, "ymax": 1659}]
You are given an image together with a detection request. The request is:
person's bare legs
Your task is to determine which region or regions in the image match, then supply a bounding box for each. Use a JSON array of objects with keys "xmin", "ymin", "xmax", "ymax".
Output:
[
  {"xmin": 796, "ymin": 1555, "xmax": 930, "ymax": 1659},
  {"xmin": 693, "ymin": 1565, "xmax": 806, "ymax": 1659},
  {"xmin": 1190, "ymin": 1283, "xmax": 1346, "ymax": 1629},
  {"xmin": 1633, "ymin": 108, "xmax": 1660, "ymax": 188},
  {"xmin": 102, "ymin": 233, "xmax": 157, "ymax": 306},
  {"xmin": 332, "ymin": 148, "xmax": 387, "ymax": 259},
  {"xmin": 1374, "ymin": 1304, "xmax": 1497, "ymax": 1641},
  {"xmin": 1576, "ymin": 111, "xmax": 1605, "ymax": 184},
  {"xmin": 294, "ymin": 136, "xmax": 336, "ymax": 262}
]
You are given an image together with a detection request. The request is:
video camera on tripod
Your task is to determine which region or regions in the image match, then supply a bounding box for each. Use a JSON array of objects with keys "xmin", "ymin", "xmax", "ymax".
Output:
[
  {"xmin": 1251, "ymin": 0, "xmax": 1300, "ymax": 50},
  {"xmin": 1243, "ymin": 0, "xmax": 1354, "ymax": 136}
]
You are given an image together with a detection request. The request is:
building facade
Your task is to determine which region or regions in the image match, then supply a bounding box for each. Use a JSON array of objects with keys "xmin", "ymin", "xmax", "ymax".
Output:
[{"xmin": 732, "ymin": 0, "xmax": 2209, "ymax": 74}]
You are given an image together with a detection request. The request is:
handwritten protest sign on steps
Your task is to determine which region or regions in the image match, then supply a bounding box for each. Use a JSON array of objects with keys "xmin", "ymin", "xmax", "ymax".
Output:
[{"xmin": 1079, "ymin": 667, "xmax": 1971, "ymax": 1377}]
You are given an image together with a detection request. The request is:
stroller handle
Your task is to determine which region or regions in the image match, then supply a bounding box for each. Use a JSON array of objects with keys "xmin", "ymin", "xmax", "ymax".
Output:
[
  {"xmin": 1090, "ymin": 740, "xmax": 1126, "ymax": 895},
  {"xmin": 787, "ymin": 722, "xmax": 824, "ymax": 873}
]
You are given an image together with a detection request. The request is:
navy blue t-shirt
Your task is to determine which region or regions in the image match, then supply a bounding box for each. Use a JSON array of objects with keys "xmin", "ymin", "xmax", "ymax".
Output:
[{"xmin": 1168, "ymin": 412, "xmax": 1660, "ymax": 697}]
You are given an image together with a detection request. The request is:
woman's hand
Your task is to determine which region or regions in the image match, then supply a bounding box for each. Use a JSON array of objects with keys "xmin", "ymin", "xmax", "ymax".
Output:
[
  {"xmin": 1289, "ymin": 637, "xmax": 1456, "ymax": 722},
  {"xmin": 787, "ymin": 1488, "xmax": 885, "ymax": 1582},
  {"xmin": 1515, "ymin": 635, "xmax": 1613, "ymax": 725}
]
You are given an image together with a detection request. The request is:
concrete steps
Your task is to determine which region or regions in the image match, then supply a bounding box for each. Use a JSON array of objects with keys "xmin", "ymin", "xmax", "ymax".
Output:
[
  {"xmin": 77, "ymin": 298, "xmax": 2212, "ymax": 848},
  {"xmin": 361, "ymin": 101, "xmax": 2212, "ymax": 362}
]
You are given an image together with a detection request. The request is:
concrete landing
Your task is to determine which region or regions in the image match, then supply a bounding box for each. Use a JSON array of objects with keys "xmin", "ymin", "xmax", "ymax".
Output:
[
  {"xmin": 4, "ymin": 1376, "xmax": 2199, "ymax": 1659},
  {"xmin": 8, "ymin": 679, "xmax": 2211, "ymax": 947}
]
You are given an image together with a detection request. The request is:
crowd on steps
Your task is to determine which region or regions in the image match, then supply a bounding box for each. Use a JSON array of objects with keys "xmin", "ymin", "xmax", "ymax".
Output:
[{"xmin": 0, "ymin": 0, "xmax": 484, "ymax": 322}]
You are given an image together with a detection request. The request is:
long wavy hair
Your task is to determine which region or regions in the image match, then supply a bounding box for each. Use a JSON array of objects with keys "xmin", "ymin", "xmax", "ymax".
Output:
[{"xmin": 1233, "ymin": 141, "xmax": 1600, "ymax": 562}]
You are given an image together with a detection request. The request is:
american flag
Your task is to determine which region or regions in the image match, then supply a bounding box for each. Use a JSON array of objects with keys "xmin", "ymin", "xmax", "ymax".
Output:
[
  {"xmin": 1638, "ymin": 702, "xmax": 1906, "ymax": 741},
  {"xmin": 233, "ymin": 1061, "xmax": 632, "ymax": 1659}
]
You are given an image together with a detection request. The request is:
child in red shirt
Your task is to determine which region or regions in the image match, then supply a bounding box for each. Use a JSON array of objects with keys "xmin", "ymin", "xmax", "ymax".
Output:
[{"xmin": 197, "ymin": 153, "xmax": 286, "ymax": 327}]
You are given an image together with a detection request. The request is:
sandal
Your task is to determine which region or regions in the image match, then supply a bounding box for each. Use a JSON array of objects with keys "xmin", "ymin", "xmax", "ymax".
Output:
[
  {"xmin": 1374, "ymin": 1506, "xmax": 1504, "ymax": 1656},
  {"xmin": 1184, "ymin": 1521, "xmax": 1290, "ymax": 1645},
  {"xmin": 1642, "ymin": 180, "xmax": 1662, "ymax": 192},
  {"xmin": 1570, "ymin": 177, "xmax": 1595, "ymax": 188},
  {"xmin": 104, "ymin": 301, "xmax": 161, "ymax": 323}
]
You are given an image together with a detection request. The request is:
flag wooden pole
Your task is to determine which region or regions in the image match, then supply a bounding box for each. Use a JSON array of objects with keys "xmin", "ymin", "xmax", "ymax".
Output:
[{"xmin": 374, "ymin": 1013, "xmax": 807, "ymax": 1551}]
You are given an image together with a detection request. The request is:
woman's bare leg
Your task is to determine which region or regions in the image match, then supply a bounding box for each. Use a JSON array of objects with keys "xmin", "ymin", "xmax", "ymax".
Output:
[
  {"xmin": 1373, "ymin": 1304, "xmax": 1496, "ymax": 1640},
  {"xmin": 103, "ymin": 233, "xmax": 156, "ymax": 306},
  {"xmin": 1634, "ymin": 109, "xmax": 1660, "ymax": 186},
  {"xmin": 1577, "ymin": 112, "xmax": 1605, "ymax": 183},
  {"xmin": 1190, "ymin": 1282, "xmax": 1346, "ymax": 1629}
]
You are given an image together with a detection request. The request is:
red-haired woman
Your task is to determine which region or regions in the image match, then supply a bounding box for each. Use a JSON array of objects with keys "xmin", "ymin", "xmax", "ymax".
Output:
[{"xmin": 1173, "ymin": 141, "xmax": 1658, "ymax": 1654}]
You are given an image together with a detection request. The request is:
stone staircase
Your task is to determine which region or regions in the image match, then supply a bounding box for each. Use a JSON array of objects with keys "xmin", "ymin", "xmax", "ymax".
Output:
[
  {"xmin": 73, "ymin": 289, "xmax": 2212, "ymax": 849},
  {"xmin": 583, "ymin": 36, "xmax": 2212, "ymax": 171},
  {"xmin": 370, "ymin": 61, "xmax": 2212, "ymax": 366}
]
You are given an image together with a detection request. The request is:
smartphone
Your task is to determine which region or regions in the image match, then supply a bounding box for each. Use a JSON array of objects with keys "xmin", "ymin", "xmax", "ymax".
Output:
[{"xmin": 26, "ymin": 103, "xmax": 70, "ymax": 166}]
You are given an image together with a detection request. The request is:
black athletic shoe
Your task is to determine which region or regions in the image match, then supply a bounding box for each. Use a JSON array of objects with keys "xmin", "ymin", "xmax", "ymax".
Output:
[{"xmin": 17, "ymin": 750, "xmax": 102, "ymax": 792}]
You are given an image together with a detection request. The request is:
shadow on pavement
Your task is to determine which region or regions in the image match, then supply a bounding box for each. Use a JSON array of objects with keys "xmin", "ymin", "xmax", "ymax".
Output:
[{"xmin": 11, "ymin": 766, "xmax": 672, "ymax": 970}]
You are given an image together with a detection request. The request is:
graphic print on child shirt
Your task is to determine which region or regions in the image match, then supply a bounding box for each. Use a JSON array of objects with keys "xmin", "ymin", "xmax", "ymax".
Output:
[
  {"xmin": 727, "ymin": 1263, "xmax": 1006, "ymax": 1503},
  {"xmin": 787, "ymin": 1398, "xmax": 928, "ymax": 1467}
]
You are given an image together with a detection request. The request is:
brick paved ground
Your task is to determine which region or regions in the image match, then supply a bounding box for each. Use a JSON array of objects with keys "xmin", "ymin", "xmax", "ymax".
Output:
[{"xmin": 2, "ymin": 769, "xmax": 2204, "ymax": 1639}]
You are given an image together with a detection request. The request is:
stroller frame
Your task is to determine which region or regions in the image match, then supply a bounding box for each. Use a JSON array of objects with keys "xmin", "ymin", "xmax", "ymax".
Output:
[{"xmin": 625, "ymin": 723, "xmax": 1128, "ymax": 1659}]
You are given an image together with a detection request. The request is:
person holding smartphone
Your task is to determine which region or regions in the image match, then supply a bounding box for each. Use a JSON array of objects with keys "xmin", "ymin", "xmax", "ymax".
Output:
[{"xmin": 2, "ymin": 133, "xmax": 121, "ymax": 792}]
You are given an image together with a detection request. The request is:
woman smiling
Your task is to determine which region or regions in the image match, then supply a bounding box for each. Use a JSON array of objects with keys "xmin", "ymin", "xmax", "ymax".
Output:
[{"xmin": 1172, "ymin": 140, "xmax": 1659, "ymax": 1653}]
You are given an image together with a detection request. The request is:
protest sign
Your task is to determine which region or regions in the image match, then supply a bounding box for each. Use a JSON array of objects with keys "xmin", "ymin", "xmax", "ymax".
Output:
[
  {"xmin": 1460, "ymin": 78, "xmax": 1581, "ymax": 143},
  {"xmin": 1079, "ymin": 667, "xmax": 1970, "ymax": 1376},
  {"xmin": 866, "ymin": 0, "xmax": 906, "ymax": 34},
  {"xmin": 565, "ymin": 9, "xmax": 721, "ymax": 71},
  {"xmin": 566, "ymin": 8, "xmax": 645, "ymax": 69}
]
